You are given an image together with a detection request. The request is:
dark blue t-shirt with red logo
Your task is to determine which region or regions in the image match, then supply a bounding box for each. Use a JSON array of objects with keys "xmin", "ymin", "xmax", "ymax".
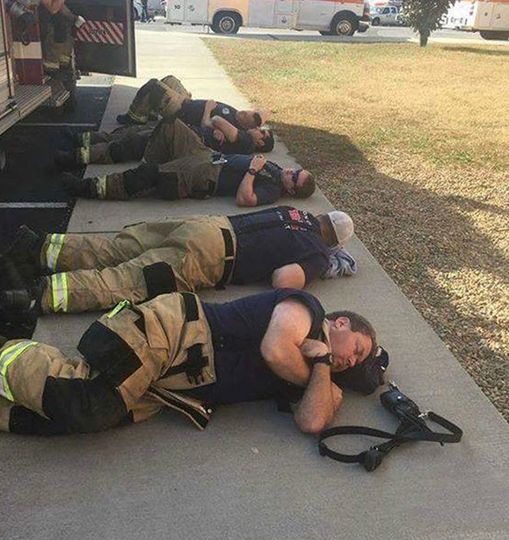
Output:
[{"xmin": 228, "ymin": 206, "xmax": 330, "ymax": 285}]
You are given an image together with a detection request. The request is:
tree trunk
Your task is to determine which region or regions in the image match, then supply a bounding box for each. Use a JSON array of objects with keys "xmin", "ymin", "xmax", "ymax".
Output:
[{"xmin": 419, "ymin": 30, "xmax": 429, "ymax": 47}]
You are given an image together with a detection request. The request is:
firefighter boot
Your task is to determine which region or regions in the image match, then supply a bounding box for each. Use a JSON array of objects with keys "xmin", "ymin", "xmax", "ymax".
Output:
[
  {"xmin": 0, "ymin": 280, "xmax": 43, "ymax": 318},
  {"xmin": 54, "ymin": 149, "xmax": 81, "ymax": 170},
  {"xmin": 1, "ymin": 226, "xmax": 43, "ymax": 281},
  {"xmin": 61, "ymin": 172, "xmax": 95, "ymax": 198},
  {"xmin": 116, "ymin": 113, "xmax": 144, "ymax": 126}
]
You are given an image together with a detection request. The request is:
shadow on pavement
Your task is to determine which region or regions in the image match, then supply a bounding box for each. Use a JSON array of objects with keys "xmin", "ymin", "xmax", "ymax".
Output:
[{"xmin": 271, "ymin": 120, "xmax": 508, "ymax": 412}]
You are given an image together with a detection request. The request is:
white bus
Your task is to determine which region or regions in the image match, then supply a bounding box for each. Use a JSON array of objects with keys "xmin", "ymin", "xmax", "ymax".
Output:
[
  {"xmin": 166, "ymin": 0, "xmax": 371, "ymax": 36},
  {"xmin": 442, "ymin": 0, "xmax": 509, "ymax": 40}
]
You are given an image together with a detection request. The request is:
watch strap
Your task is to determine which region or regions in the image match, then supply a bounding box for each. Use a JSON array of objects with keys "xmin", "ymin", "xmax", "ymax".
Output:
[{"xmin": 310, "ymin": 354, "xmax": 333, "ymax": 366}]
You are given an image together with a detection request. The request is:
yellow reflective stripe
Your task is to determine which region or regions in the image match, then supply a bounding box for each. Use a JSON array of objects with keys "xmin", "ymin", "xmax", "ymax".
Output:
[
  {"xmin": 78, "ymin": 146, "xmax": 89, "ymax": 164},
  {"xmin": 95, "ymin": 176, "xmax": 107, "ymax": 199},
  {"xmin": 0, "ymin": 341, "xmax": 38, "ymax": 401},
  {"xmin": 46, "ymin": 233, "xmax": 65, "ymax": 271},
  {"xmin": 107, "ymin": 299, "xmax": 131, "ymax": 319},
  {"xmin": 51, "ymin": 272, "xmax": 69, "ymax": 312},
  {"xmin": 82, "ymin": 132, "xmax": 91, "ymax": 147},
  {"xmin": 128, "ymin": 109, "xmax": 147, "ymax": 123}
]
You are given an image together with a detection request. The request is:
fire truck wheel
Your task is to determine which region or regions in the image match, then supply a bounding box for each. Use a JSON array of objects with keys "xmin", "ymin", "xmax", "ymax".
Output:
[{"xmin": 371, "ymin": 18, "xmax": 380, "ymax": 26}]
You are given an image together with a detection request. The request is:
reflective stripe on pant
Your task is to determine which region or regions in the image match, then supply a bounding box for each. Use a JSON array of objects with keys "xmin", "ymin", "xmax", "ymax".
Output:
[
  {"xmin": 40, "ymin": 217, "xmax": 235, "ymax": 313},
  {"xmin": 0, "ymin": 339, "xmax": 158, "ymax": 434}
]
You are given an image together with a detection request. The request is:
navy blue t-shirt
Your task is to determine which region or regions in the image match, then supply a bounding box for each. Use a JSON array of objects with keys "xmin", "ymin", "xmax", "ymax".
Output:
[
  {"xmin": 216, "ymin": 154, "xmax": 283, "ymax": 205},
  {"xmin": 178, "ymin": 100, "xmax": 238, "ymax": 128},
  {"xmin": 194, "ymin": 126, "xmax": 255, "ymax": 155},
  {"xmin": 183, "ymin": 289, "xmax": 325, "ymax": 405},
  {"xmin": 228, "ymin": 206, "xmax": 330, "ymax": 285}
]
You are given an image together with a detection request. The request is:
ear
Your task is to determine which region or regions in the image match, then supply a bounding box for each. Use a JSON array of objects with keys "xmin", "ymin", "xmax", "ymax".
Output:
[{"xmin": 334, "ymin": 316, "xmax": 351, "ymax": 329}]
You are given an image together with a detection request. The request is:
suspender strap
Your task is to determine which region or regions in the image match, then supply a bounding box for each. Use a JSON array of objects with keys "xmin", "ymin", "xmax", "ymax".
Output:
[
  {"xmin": 215, "ymin": 228, "xmax": 235, "ymax": 290},
  {"xmin": 318, "ymin": 412, "xmax": 463, "ymax": 472},
  {"xmin": 162, "ymin": 292, "xmax": 209, "ymax": 384}
]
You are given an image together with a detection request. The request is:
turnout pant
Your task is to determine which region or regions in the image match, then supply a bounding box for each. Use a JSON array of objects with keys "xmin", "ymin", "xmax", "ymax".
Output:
[
  {"xmin": 78, "ymin": 117, "xmax": 205, "ymax": 166},
  {"xmin": 39, "ymin": 216, "xmax": 236, "ymax": 313},
  {"xmin": 78, "ymin": 125, "xmax": 154, "ymax": 165},
  {"xmin": 81, "ymin": 121, "xmax": 221, "ymax": 200},
  {"xmin": 127, "ymin": 75, "xmax": 192, "ymax": 124},
  {"xmin": 0, "ymin": 292, "xmax": 214, "ymax": 435}
]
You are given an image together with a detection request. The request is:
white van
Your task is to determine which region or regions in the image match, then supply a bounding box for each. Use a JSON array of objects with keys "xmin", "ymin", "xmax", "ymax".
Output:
[
  {"xmin": 166, "ymin": 0, "xmax": 371, "ymax": 36},
  {"xmin": 442, "ymin": 0, "xmax": 509, "ymax": 40}
]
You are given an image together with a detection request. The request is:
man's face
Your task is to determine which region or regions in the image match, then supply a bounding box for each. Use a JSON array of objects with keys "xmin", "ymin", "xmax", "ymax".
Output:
[
  {"xmin": 328, "ymin": 317, "xmax": 373, "ymax": 372},
  {"xmin": 281, "ymin": 168, "xmax": 307, "ymax": 195},
  {"xmin": 236, "ymin": 110, "xmax": 259, "ymax": 130},
  {"xmin": 249, "ymin": 128, "xmax": 268, "ymax": 148}
]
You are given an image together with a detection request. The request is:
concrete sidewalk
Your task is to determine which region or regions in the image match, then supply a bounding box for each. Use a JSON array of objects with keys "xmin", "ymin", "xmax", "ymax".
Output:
[{"xmin": 1, "ymin": 29, "xmax": 508, "ymax": 540}]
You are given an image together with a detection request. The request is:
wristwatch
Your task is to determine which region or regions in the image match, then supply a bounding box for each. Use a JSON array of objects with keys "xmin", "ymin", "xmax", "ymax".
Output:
[
  {"xmin": 310, "ymin": 354, "xmax": 333, "ymax": 367},
  {"xmin": 248, "ymin": 167, "xmax": 258, "ymax": 175}
]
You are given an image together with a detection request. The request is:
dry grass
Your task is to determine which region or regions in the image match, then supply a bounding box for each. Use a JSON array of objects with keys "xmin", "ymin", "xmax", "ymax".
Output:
[{"xmin": 205, "ymin": 38, "xmax": 509, "ymax": 419}]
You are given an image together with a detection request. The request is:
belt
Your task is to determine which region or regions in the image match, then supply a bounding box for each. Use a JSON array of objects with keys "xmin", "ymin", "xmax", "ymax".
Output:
[{"xmin": 215, "ymin": 228, "xmax": 235, "ymax": 290}]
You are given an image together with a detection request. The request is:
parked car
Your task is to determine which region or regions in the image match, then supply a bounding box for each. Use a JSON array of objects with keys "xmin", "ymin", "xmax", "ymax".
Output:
[
  {"xmin": 133, "ymin": 0, "xmax": 166, "ymax": 21},
  {"xmin": 370, "ymin": 5, "xmax": 404, "ymax": 26}
]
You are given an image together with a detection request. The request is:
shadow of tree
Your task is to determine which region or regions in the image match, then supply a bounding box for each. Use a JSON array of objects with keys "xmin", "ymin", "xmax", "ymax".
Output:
[{"xmin": 271, "ymin": 121, "xmax": 508, "ymax": 415}]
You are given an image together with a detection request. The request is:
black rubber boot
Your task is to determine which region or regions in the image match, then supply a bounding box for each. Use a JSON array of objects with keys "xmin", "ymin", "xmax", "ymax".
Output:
[
  {"xmin": 0, "ymin": 280, "xmax": 43, "ymax": 317},
  {"xmin": 116, "ymin": 113, "xmax": 143, "ymax": 126},
  {"xmin": 55, "ymin": 149, "xmax": 80, "ymax": 170},
  {"xmin": 0, "ymin": 227, "xmax": 43, "ymax": 282},
  {"xmin": 61, "ymin": 173, "xmax": 95, "ymax": 198}
]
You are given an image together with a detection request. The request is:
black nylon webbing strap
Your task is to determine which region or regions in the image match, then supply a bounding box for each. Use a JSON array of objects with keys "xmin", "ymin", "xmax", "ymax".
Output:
[
  {"xmin": 318, "ymin": 412, "xmax": 463, "ymax": 472},
  {"xmin": 215, "ymin": 228, "xmax": 235, "ymax": 290},
  {"xmin": 181, "ymin": 292, "xmax": 199, "ymax": 321}
]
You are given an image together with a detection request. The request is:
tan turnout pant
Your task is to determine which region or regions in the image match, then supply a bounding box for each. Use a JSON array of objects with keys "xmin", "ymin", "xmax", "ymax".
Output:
[
  {"xmin": 39, "ymin": 216, "xmax": 235, "ymax": 313},
  {"xmin": 127, "ymin": 75, "xmax": 192, "ymax": 124}
]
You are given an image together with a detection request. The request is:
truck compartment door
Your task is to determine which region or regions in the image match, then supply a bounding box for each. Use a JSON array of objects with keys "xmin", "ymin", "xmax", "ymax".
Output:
[
  {"xmin": 66, "ymin": 0, "xmax": 136, "ymax": 77},
  {"xmin": 185, "ymin": 0, "xmax": 209, "ymax": 23},
  {"xmin": 167, "ymin": 0, "xmax": 185, "ymax": 22}
]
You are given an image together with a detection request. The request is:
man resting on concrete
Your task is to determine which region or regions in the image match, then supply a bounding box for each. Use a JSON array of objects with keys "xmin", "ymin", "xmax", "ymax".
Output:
[
  {"xmin": 62, "ymin": 119, "xmax": 314, "ymax": 207},
  {"xmin": 115, "ymin": 74, "xmax": 269, "ymax": 130},
  {"xmin": 55, "ymin": 105, "xmax": 274, "ymax": 169},
  {"xmin": 0, "ymin": 206, "xmax": 354, "ymax": 315},
  {"xmin": 0, "ymin": 288, "xmax": 385, "ymax": 435}
]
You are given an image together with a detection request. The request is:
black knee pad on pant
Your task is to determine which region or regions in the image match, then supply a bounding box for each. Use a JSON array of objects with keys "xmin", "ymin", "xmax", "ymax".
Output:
[
  {"xmin": 143, "ymin": 262, "xmax": 177, "ymax": 299},
  {"xmin": 155, "ymin": 172, "xmax": 180, "ymax": 200},
  {"xmin": 137, "ymin": 78, "xmax": 159, "ymax": 99},
  {"xmin": 110, "ymin": 135, "xmax": 148, "ymax": 163},
  {"xmin": 123, "ymin": 164, "xmax": 160, "ymax": 196},
  {"xmin": 42, "ymin": 374, "xmax": 129, "ymax": 433}
]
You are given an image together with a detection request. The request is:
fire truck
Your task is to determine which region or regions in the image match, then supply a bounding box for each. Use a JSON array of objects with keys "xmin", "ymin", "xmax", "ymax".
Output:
[{"xmin": 0, "ymin": 0, "xmax": 136, "ymax": 146}]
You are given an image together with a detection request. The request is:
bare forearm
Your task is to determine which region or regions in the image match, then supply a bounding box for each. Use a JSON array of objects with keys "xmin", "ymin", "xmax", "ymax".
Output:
[
  {"xmin": 264, "ymin": 353, "xmax": 311, "ymax": 387},
  {"xmin": 294, "ymin": 364, "xmax": 335, "ymax": 433},
  {"xmin": 236, "ymin": 172, "xmax": 257, "ymax": 206}
]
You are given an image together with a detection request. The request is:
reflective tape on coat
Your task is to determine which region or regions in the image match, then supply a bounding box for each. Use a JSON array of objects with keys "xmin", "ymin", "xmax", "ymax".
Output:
[
  {"xmin": 46, "ymin": 233, "xmax": 66, "ymax": 271},
  {"xmin": 0, "ymin": 341, "xmax": 38, "ymax": 401},
  {"xmin": 51, "ymin": 273, "xmax": 69, "ymax": 312}
]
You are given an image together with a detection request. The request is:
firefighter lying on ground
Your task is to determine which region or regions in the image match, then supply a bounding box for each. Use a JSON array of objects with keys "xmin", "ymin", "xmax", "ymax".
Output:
[
  {"xmin": 115, "ymin": 74, "xmax": 269, "ymax": 130},
  {"xmin": 61, "ymin": 118, "xmax": 313, "ymax": 207},
  {"xmin": 0, "ymin": 206, "xmax": 355, "ymax": 317},
  {"xmin": 54, "ymin": 101, "xmax": 275, "ymax": 169},
  {"xmin": 0, "ymin": 288, "xmax": 381, "ymax": 436}
]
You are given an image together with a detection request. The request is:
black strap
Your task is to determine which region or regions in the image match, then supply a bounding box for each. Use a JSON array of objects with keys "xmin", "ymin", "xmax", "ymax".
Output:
[
  {"xmin": 162, "ymin": 293, "xmax": 208, "ymax": 384},
  {"xmin": 318, "ymin": 411, "xmax": 463, "ymax": 472},
  {"xmin": 215, "ymin": 228, "xmax": 235, "ymax": 290}
]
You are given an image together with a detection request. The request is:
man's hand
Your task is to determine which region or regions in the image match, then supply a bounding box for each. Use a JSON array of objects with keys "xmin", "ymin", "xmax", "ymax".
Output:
[
  {"xmin": 205, "ymin": 100, "xmax": 217, "ymax": 113},
  {"xmin": 212, "ymin": 129, "xmax": 225, "ymax": 144},
  {"xmin": 250, "ymin": 154, "xmax": 266, "ymax": 173},
  {"xmin": 300, "ymin": 338, "xmax": 329, "ymax": 360}
]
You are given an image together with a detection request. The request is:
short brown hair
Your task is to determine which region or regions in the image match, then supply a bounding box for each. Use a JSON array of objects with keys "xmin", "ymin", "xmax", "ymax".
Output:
[
  {"xmin": 294, "ymin": 171, "xmax": 315, "ymax": 199},
  {"xmin": 325, "ymin": 310, "xmax": 377, "ymax": 359}
]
